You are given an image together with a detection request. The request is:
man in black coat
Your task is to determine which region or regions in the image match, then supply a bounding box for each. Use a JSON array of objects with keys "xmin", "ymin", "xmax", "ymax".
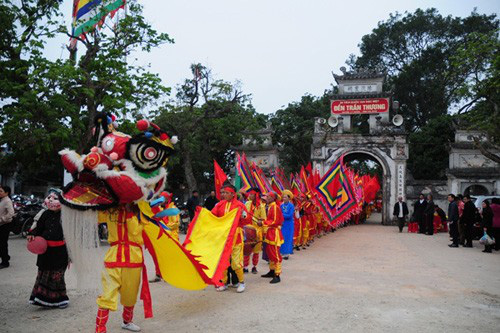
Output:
[
  {"xmin": 424, "ymin": 194, "xmax": 435, "ymax": 235},
  {"xmin": 447, "ymin": 194, "xmax": 460, "ymax": 247},
  {"xmin": 414, "ymin": 194, "xmax": 427, "ymax": 234},
  {"xmin": 393, "ymin": 196, "xmax": 409, "ymax": 233},
  {"xmin": 186, "ymin": 190, "xmax": 200, "ymax": 220},
  {"xmin": 203, "ymin": 191, "xmax": 219, "ymax": 210},
  {"xmin": 460, "ymin": 195, "xmax": 476, "ymax": 247}
]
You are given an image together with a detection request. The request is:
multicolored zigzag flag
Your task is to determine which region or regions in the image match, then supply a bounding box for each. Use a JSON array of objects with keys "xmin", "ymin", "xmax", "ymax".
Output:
[{"xmin": 70, "ymin": 0, "xmax": 126, "ymax": 47}]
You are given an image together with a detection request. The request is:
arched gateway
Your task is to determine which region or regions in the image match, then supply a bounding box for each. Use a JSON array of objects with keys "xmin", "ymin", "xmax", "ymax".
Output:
[{"xmin": 311, "ymin": 70, "xmax": 408, "ymax": 225}]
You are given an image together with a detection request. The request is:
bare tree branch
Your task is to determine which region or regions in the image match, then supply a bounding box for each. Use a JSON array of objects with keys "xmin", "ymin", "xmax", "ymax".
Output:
[{"xmin": 472, "ymin": 136, "xmax": 500, "ymax": 164}]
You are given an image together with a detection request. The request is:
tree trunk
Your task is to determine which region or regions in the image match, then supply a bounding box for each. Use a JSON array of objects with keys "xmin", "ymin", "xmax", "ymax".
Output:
[{"xmin": 181, "ymin": 140, "xmax": 198, "ymax": 193}]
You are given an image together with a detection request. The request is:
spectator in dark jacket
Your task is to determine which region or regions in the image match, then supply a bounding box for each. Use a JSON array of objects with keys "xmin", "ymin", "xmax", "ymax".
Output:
[
  {"xmin": 480, "ymin": 200, "xmax": 494, "ymax": 253},
  {"xmin": 393, "ymin": 196, "xmax": 409, "ymax": 233},
  {"xmin": 186, "ymin": 190, "xmax": 200, "ymax": 220},
  {"xmin": 461, "ymin": 195, "xmax": 476, "ymax": 248},
  {"xmin": 204, "ymin": 191, "xmax": 219, "ymax": 210},
  {"xmin": 448, "ymin": 194, "xmax": 460, "ymax": 247},
  {"xmin": 424, "ymin": 194, "xmax": 435, "ymax": 235},
  {"xmin": 491, "ymin": 198, "xmax": 500, "ymax": 251},
  {"xmin": 414, "ymin": 194, "xmax": 427, "ymax": 234}
]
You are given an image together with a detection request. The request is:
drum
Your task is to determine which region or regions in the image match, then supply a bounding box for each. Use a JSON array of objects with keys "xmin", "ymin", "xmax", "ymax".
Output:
[{"xmin": 243, "ymin": 225, "xmax": 258, "ymax": 256}]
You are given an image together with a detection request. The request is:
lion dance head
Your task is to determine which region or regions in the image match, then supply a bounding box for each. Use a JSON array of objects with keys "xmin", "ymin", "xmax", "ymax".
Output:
[{"xmin": 59, "ymin": 113, "xmax": 177, "ymax": 209}]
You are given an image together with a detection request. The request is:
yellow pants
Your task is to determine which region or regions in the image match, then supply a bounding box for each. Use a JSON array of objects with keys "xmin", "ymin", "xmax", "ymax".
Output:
[
  {"xmin": 97, "ymin": 267, "xmax": 142, "ymax": 311},
  {"xmin": 269, "ymin": 261, "xmax": 282, "ymax": 275},
  {"xmin": 222, "ymin": 242, "xmax": 244, "ymax": 284},
  {"xmin": 302, "ymin": 221, "xmax": 310, "ymax": 245}
]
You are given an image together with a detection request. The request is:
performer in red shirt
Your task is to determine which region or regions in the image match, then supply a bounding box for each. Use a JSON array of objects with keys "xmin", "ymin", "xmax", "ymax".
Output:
[
  {"xmin": 261, "ymin": 191, "xmax": 284, "ymax": 284},
  {"xmin": 211, "ymin": 184, "xmax": 250, "ymax": 292}
]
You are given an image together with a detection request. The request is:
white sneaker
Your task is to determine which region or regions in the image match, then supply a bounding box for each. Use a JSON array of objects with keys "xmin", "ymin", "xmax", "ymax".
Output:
[
  {"xmin": 229, "ymin": 283, "xmax": 239, "ymax": 288},
  {"xmin": 216, "ymin": 285, "xmax": 228, "ymax": 292},
  {"xmin": 236, "ymin": 282, "xmax": 245, "ymax": 293},
  {"xmin": 121, "ymin": 322, "xmax": 141, "ymax": 332}
]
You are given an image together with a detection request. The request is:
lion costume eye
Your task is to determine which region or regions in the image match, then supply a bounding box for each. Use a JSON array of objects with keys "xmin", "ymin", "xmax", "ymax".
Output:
[
  {"xmin": 144, "ymin": 147, "xmax": 158, "ymax": 160},
  {"xmin": 127, "ymin": 140, "xmax": 171, "ymax": 172},
  {"xmin": 102, "ymin": 137, "xmax": 115, "ymax": 152}
]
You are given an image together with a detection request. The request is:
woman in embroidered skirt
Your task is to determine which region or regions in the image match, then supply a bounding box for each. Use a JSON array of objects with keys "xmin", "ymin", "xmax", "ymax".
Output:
[{"xmin": 27, "ymin": 191, "xmax": 69, "ymax": 309}]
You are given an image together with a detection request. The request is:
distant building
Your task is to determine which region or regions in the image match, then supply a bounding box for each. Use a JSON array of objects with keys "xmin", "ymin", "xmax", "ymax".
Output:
[
  {"xmin": 234, "ymin": 123, "xmax": 279, "ymax": 176},
  {"xmin": 447, "ymin": 130, "xmax": 499, "ymax": 195}
]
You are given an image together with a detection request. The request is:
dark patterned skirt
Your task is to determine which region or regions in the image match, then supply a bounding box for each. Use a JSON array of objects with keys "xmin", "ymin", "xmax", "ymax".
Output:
[{"xmin": 29, "ymin": 268, "xmax": 69, "ymax": 308}]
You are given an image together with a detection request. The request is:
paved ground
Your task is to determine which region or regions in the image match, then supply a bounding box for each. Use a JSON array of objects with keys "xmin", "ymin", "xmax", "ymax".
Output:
[{"xmin": 1, "ymin": 214, "xmax": 499, "ymax": 333}]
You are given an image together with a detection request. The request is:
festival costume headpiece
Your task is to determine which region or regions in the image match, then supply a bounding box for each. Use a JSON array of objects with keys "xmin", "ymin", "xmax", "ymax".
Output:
[
  {"xmin": 282, "ymin": 189, "xmax": 294, "ymax": 200},
  {"xmin": 265, "ymin": 191, "xmax": 278, "ymax": 201},
  {"xmin": 222, "ymin": 185, "xmax": 236, "ymax": 194}
]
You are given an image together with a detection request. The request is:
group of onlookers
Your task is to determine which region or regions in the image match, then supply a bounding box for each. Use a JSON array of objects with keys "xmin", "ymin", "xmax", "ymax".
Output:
[
  {"xmin": 393, "ymin": 192, "xmax": 499, "ymax": 253},
  {"xmin": 447, "ymin": 194, "xmax": 499, "ymax": 253}
]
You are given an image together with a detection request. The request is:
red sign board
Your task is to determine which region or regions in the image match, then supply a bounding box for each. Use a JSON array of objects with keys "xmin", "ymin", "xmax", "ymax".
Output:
[{"xmin": 331, "ymin": 98, "xmax": 389, "ymax": 114}]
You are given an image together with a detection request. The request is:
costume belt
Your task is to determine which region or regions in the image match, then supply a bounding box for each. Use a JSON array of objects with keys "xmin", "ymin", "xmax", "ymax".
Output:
[{"xmin": 47, "ymin": 240, "xmax": 66, "ymax": 247}]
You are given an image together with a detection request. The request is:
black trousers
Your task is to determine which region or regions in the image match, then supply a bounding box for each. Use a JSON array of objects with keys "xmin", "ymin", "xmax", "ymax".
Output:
[
  {"xmin": 425, "ymin": 214, "xmax": 434, "ymax": 235},
  {"xmin": 397, "ymin": 217, "xmax": 405, "ymax": 232},
  {"xmin": 0, "ymin": 223, "xmax": 11, "ymax": 264},
  {"xmin": 417, "ymin": 216, "xmax": 426, "ymax": 234},
  {"xmin": 449, "ymin": 221, "xmax": 459, "ymax": 245},
  {"xmin": 464, "ymin": 223, "xmax": 474, "ymax": 246}
]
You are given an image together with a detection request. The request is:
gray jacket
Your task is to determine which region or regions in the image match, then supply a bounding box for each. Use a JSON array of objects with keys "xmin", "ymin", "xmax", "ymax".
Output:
[{"xmin": 0, "ymin": 196, "xmax": 15, "ymax": 226}]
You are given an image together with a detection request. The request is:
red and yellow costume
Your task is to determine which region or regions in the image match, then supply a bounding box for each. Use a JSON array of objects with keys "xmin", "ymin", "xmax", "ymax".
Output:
[
  {"xmin": 211, "ymin": 197, "xmax": 250, "ymax": 285},
  {"xmin": 96, "ymin": 208, "xmax": 151, "ymax": 333},
  {"xmin": 293, "ymin": 199, "xmax": 303, "ymax": 247},
  {"xmin": 244, "ymin": 198, "xmax": 266, "ymax": 269},
  {"xmin": 301, "ymin": 201, "xmax": 314, "ymax": 246},
  {"xmin": 263, "ymin": 201, "xmax": 284, "ymax": 275},
  {"xmin": 164, "ymin": 202, "xmax": 180, "ymax": 241}
]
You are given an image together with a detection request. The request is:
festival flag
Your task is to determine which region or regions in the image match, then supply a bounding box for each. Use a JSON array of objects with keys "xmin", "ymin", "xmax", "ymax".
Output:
[
  {"xmin": 235, "ymin": 153, "xmax": 255, "ymax": 192},
  {"xmin": 290, "ymin": 173, "xmax": 301, "ymax": 197},
  {"xmin": 270, "ymin": 175, "xmax": 284, "ymax": 197},
  {"xmin": 142, "ymin": 207, "xmax": 242, "ymax": 290},
  {"xmin": 251, "ymin": 162, "xmax": 272, "ymax": 193},
  {"xmin": 213, "ymin": 160, "xmax": 227, "ymax": 200},
  {"xmin": 315, "ymin": 156, "xmax": 357, "ymax": 227},
  {"xmin": 70, "ymin": 0, "xmax": 126, "ymax": 47}
]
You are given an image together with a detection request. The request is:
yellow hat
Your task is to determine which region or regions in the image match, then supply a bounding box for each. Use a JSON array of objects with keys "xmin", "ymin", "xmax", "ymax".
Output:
[{"xmin": 282, "ymin": 189, "xmax": 294, "ymax": 200}]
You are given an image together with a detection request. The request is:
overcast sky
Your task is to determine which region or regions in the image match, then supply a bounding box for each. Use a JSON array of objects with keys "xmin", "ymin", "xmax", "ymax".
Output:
[{"xmin": 51, "ymin": 0, "xmax": 499, "ymax": 115}]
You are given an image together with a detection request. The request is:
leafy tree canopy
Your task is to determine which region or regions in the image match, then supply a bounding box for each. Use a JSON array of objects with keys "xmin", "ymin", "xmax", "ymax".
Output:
[
  {"xmin": 155, "ymin": 64, "xmax": 267, "ymax": 193},
  {"xmin": 0, "ymin": 0, "xmax": 172, "ymax": 184}
]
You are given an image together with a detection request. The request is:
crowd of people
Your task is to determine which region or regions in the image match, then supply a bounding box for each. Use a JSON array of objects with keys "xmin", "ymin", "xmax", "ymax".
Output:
[
  {"xmin": 393, "ymin": 192, "xmax": 500, "ymax": 253},
  {"xmin": 165, "ymin": 184, "xmax": 338, "ymax": 292}
]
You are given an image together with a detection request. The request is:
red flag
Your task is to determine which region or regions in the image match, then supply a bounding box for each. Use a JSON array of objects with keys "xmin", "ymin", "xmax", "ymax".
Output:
[{"xmin": 214, "ymin": 160, "xmax": 228, "ymax": 200}]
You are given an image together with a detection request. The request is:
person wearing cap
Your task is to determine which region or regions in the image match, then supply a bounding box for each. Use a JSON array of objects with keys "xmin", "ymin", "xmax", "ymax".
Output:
[
  {"xmin": 211, "ymin": 184, "xmax": 250, "ymax": 293},
  {"xmin": 280, "ymin": 190, "xmax": 295, "ymax": 260},
  {"xmin": 244, "ymin": 187, "xmax": 266, "ymax": 274},
  {"xmin": 150, "ymin": 191, "xmax": 180, "ymax": 283},
  {"xmin": 261, "ymin": 191, "xmax": 284, "ymax": 284}
]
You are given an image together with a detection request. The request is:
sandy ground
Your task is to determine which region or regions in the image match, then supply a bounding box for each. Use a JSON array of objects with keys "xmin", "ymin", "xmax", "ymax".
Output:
[{"xmin": 1, "ymin": 213, "xmax": 499, "ymax": 333}]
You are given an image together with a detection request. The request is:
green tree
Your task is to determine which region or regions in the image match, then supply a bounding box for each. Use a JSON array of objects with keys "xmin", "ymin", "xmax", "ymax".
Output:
[
  {"xmin": 155, "ymin": 64, "xmax": 267, "ymax": 193},
  {"xmin": 450, "ymin": 31, "xmax": 500, "ymax": 163},
  {"xmin": 348, "ymin": 8, "xmax": 498, "ymax": 131},
  {"xmin": 407, "ymin": 115, "xmax": 455, "ymax": 180},
  {"xmin": 0, "ymin": 1, "xmax": 172, "ymax": 185},
  {"xmin": 270, "ymin": 92, "xmax": 332, "ymax": 173}
]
